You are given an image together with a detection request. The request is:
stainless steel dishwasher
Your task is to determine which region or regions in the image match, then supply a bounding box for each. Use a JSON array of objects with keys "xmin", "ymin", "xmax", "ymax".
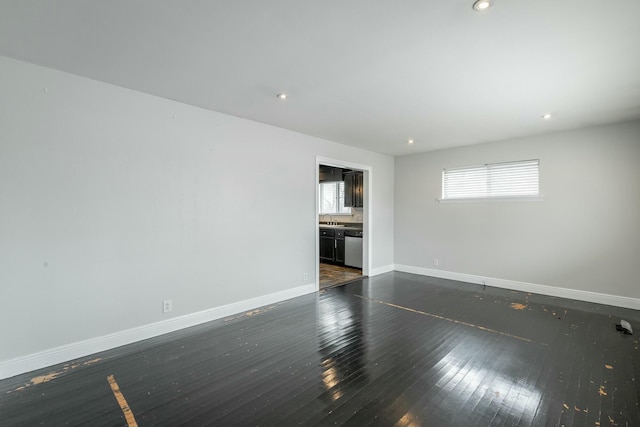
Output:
[{"xmin": 344, "ymin": 230, "xmax": 363, "ymax": 268}]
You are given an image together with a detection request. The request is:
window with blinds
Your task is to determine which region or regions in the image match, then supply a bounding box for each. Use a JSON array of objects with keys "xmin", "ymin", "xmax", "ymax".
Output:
[
  {"xmin": 442, "ymin": 159, "xmax": 540, "ymax": 201},
  {"xmin": 319, "ymin": 181, "xmax": 351, "ymax": 214}
]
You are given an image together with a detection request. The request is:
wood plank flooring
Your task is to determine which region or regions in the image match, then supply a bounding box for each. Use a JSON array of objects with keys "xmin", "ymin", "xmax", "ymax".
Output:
[
  {"xmin": 319, "ymin": 262, "xmax": 362, "ymax": 288},
  {"xmin": 1, "ymin": 272, "xmax": 639, "ymax": 426}
]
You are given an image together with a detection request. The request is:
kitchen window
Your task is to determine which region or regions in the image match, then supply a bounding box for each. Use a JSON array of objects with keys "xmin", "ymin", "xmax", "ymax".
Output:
[
  {"xmin": 319, "ymin": 181, "xmax": 351, "ymax": 214},
  {"xmin": 441, "ymin": 159, "xmax": 541, "ymax": 202}
]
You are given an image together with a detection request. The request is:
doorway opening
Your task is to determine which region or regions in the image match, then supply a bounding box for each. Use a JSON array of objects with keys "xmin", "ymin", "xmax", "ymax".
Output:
[{"xmin": 316, "ymin": 158, "xmax": 371, "ymax": 290}]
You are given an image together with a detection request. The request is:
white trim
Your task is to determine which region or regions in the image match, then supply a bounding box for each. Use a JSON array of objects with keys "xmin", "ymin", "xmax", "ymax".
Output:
[
  {"xmin": 369, "ymin": 264, "xmax": 395, "ymax": 277},
  {"xmin": 316, "ymin": 157, "xmax": 370, "ymax": 172},
  {"xmin": 394, "ymin": 264, "xmax": 640, "ymax": 310},
  {"xmin": 0, "ymin": 283, "xmax": 316, "ymax": 380}
]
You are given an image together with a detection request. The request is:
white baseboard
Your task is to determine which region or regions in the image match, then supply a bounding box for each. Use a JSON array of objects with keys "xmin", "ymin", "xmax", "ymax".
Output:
[
  {"xmin": 369, "ymin": 264, "xmax": 395, "ymax": 277},
  {"xmin": 394, "ymin": 264, "xmax": 640, "ymax": 311},
  {"xmin": 0, "ymin": 283, "xmax": 316, "ymax": 380}
]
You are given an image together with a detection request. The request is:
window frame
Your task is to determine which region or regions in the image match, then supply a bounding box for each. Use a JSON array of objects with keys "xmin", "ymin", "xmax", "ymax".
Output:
[{"xmin": 319, "ymin": 181, "xmax": 352, "ymax": 215}]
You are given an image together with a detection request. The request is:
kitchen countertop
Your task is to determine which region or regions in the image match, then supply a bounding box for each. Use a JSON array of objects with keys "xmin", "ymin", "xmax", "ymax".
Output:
[{"xmin": 319, "ymin": 223, "xmax": 363, "ymax": 231}]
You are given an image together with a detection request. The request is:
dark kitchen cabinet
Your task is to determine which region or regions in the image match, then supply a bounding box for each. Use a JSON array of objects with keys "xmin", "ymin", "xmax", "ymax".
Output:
[
  {"xmin": 335, "ymin": 229, "xmax": 345, "ymax": 264},
  {"xmin": 319, "ymin": 165, "xmax": 343, "ymax": 182},
  {"xmin": 319, "ymin": 228, "xmax": 335, "ymax": 263},
  {"xmin": 344, "ymin": 171, "xmax": 363, "ymax": 208},
  {"xmin": 319, "ymin": 227, "xmax": 345, "ymax": 266},
  {"xmin": 344, "ymin": 173, "xmax": 353, "ymax": 205}
]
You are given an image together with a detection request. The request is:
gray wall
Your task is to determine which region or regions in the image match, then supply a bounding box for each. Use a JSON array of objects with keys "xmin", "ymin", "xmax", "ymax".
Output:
[
  {"xmin": 0, "ymin": 56, "xmax": 394, "ymax": 363},
  {"xmin": 395, "ymin": 121, "xmax": 640, "ymax": 300}
]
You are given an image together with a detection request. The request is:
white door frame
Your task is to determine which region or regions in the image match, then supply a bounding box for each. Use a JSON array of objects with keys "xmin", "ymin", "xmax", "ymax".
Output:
[{"xmin": 315, "ymin": 156, "xmax": 373, "ymax": 291}]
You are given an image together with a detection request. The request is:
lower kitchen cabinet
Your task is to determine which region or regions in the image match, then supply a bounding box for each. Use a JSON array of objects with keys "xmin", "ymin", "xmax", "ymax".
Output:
[
  {"xmin": 319, "ymin": 228, "xmax": 345, "ymax": 265},
  {"xmin": 319, "ymin": 229, "xmax": 335, "ymax": 263},
  {"xmin": 335, "ymin": 234, "xmax": 345, "ymax": 264}
]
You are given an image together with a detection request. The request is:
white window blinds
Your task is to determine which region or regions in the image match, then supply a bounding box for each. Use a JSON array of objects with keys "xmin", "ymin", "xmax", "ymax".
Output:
[
  {"xmin": 442, "ymin": 159, "xmax": 540, "ymax": 200},
  {"xmin": 319, "ymin": 181, "xmax": 351, "ymax": 214}
]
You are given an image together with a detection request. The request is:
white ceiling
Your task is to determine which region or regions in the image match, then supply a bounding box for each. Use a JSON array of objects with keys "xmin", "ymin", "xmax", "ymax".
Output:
[{"xmin": 1, "ymin": 1, "xmax": 639, "ymax": 156}]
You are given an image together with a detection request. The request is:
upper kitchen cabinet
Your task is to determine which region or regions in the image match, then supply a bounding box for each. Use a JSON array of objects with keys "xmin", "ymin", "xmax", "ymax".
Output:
[
  {"xmin": 319, "ymin": 165, "xmax": 343, "ymax": 182},
  {"xmin": 344, "ymin": 171, "xmax": 363, "ymax": 208}
]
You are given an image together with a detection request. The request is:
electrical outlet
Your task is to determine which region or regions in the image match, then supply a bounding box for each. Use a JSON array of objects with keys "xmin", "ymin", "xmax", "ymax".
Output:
[
  {"xmin": 303, "ymin": 273, "xmax": 308, "ymax": 282},
  {"xmin": 433, "ymin": 258, "xmax": 439, "ymax": 267},
  {"xmin": 163, "ymin": 299, "xmax": 172, "ymax": 313}
]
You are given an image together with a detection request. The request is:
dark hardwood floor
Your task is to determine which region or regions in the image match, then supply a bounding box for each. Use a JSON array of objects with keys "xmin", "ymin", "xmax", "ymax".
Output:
[{"xmin": 2, "ymin": 272, "xmax": 639, "ymax": 426}]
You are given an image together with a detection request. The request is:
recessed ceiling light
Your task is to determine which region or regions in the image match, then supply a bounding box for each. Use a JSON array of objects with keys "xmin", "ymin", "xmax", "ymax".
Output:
[
  {"xmin": 408, "ymin": 139, "xmax": 415, "ymax": 144},
  {"xmin": 276, "ymin": 93, "xmax": 288, "ymax": 100},
  {"xmin": 541, "ymin": 113, "xmax": 552, "ymax": 119},
  {"xmin": 473, "ymin": 0, "xmax": 493, "ymax": 11}
]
